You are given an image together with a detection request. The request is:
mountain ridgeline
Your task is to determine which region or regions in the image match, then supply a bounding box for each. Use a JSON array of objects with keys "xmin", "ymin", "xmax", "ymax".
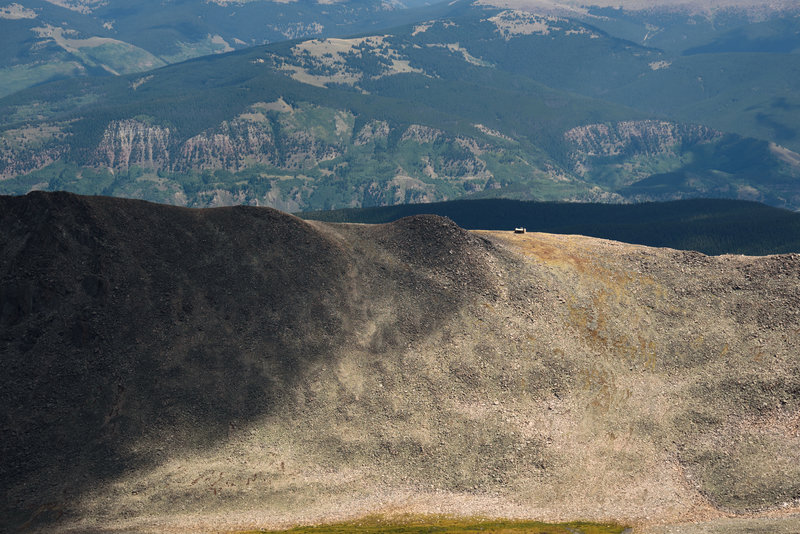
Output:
[
  {"xmin": 1, "ymin": 1, "xmax": 800, "ymax": 211},
  {"xmin": 301, "ymin": 198, "xmax": 800, "ymax": 256},
  {"xmin": 2, "ymin": 192, "xmax": 800, "ymax": 533},
  {"xmin": 0, "ymin": 0, "xmax": 443, "ymax": 98}
]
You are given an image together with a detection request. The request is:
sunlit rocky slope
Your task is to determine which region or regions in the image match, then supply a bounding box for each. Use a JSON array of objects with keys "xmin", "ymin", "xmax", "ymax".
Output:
[{"xmin": 1, "ymin": 191, "xmax": 799, "ymax": 533}]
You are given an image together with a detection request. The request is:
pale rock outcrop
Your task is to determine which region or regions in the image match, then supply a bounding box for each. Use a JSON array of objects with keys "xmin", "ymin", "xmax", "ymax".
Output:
[
  {"xmin": 564, "ymin": 120, "xmax": 721, "ymax": 176},
  {"xmin": 564, "ymin": 120, "xmax": 720, "ymax": 158},
  {"xmin": 95, "ymin": 119, "xmax": 171, "ymax": 171},
  {"xmin": 401, "ymin": 124, "xmax": 445, "ymax": 144},
  {"xmin": 354, "ymin": 120, "xmax": 390, "ymax": 146},
  {"xmin": 179, "ymin": 118, "xmax": 278, "ymax": 171}
]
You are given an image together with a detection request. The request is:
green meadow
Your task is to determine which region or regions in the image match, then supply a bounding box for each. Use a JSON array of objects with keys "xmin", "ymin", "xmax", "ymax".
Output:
[{"xmin": 243, "ymin": 516, "xmax": 630, "ymax": 534}]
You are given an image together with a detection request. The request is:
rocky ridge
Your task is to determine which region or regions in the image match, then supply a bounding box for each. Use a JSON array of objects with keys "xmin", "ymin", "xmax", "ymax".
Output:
[
  {"xmin": 3, "ymin": 103, "xmax": 748, "ymax": 210},
  {"xmin": 1, "ymin": 191, "xmax": 799, "ymax": 533},
  {"xmin": 564, "ymin": 121, "xmax": 722, "ymax": 183}
]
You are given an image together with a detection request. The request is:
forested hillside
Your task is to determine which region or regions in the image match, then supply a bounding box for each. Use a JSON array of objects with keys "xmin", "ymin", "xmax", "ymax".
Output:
[
  {"xmin": 0, "ymin": 0, "xmax": 443, "ymax": 98},
  {"xmin": 1, "ymin": 1, "xmax": 799, "ymax": 210}
]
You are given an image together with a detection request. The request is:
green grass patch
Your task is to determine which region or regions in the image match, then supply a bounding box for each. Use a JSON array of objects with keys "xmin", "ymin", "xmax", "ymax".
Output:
[
  {"xmin": 240, "ymin": 515, "xmax": 629, "ymax": 534},
  {"xmin": 0, "ymin": 61, "xmax": 85, "ymax": 99}
]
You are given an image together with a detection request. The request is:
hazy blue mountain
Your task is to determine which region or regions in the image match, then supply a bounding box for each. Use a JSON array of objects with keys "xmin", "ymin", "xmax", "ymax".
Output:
[
  {"xmin": 1, "ymin": 0, "xmax": 799, "ymax": 210},
  {"xmin": 0, "ymin": 0, "xmax": 446, "ymax": 97}
]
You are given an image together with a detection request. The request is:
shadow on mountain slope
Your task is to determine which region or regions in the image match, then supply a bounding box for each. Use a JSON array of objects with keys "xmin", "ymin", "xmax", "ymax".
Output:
[
  {"xmin": 2, "ymin": 192, "xmax": 800, "ymax": 533},
  {"xmin": 0, "ymin": 192, "xmax": 499, "ymax": 530}
]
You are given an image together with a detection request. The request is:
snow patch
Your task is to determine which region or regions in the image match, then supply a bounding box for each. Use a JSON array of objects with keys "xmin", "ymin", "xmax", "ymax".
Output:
[
  {"xmin": 487, "ymin": 10, "xmax": 597, "ymax": 40},
  {"xmin": 209, "ymin": 34, "xmax": 234, "ymax": 52},
  {"xmin": 770, "ymin": 142, "xmax": 800, "ymax": 168},
  {"xmin": 0, "ymin": 3, "xmax": 36, "ymax": 19},
  {"xmin": 130, "ymin": 75, "xmax": 153, "ymax": 91},
  {"xmin": 649, "ymin": 60, "xmax": 672, "ymax": 70},
  {"xmin": 208, "ymin": 0, "xmax": 297, "ymax": 4},
  {"xmin": 428, "ymin": 43, "xmax": 493, "ymax": 67},
  {"xmin": 278, "ymin": 36, "xmax": 424, "ymax": 88},
  {"xmin": 488, "ymin": 10, "xmax": 560, "ymax": 38},
  {"xmin": 412, "ymin": 22, "xmax": 433, "ymax": 36},
  {"xmin": 267, "ymin": 22, "xmax": 324, "ymax": 39},
  {"xmin": 41, "ymin": 0, "xmax": 106, "ymax": 14}
]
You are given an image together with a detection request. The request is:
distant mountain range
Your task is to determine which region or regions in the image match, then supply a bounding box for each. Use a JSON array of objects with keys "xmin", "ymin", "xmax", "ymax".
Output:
[
  {"xmin": 0, "ymin": 0, "xmax": 442, "ymax": 98},
  {"xmin": 1, "ymin": 0, "xmax": 799, "ymax": 210}
]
